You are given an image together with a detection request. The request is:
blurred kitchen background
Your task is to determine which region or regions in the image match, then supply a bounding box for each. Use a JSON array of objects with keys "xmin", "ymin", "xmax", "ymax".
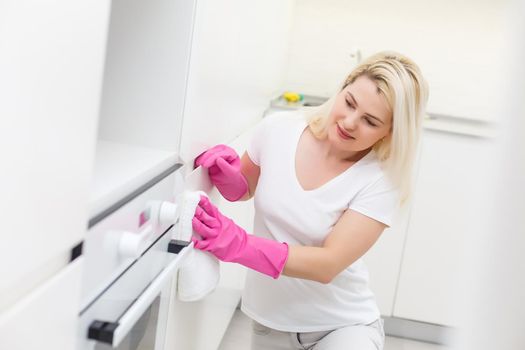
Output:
[{"xmin": 1, "ymin": 0, "xmax": 523, "ymax": 349}]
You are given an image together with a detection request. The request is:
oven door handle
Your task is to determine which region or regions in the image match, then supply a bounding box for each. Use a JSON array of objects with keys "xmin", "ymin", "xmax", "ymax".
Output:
[{"xmin": 88, "ymin": 241, "xmax": 193, "ymax": 347}]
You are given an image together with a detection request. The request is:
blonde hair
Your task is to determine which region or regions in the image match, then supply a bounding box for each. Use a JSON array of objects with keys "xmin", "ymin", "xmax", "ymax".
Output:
[{"xmin": 304, "ymin": 51, "xmax": 428, "ymax": 203}]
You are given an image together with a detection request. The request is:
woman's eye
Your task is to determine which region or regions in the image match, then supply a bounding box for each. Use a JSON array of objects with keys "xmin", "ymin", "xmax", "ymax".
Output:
[
  {"xmin": 345, "ymin": 100, "xmax": 355, "ymax": 109},
  {"xmin": 365, "ymin": 118, "xmax": 377, "ymax": 127}
]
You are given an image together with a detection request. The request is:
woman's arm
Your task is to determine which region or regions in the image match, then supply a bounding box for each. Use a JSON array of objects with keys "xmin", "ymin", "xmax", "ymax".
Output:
[
  {"xmin": 192, "ymin": 186, "xmax": 386, "ymax": 281},
  {"xmin": 239, "ymin": 151, "xmax": 260, "ymax": 201},
  {"xmin": 283, "ymin": 210, "xmax": 386, "ymax": 284}
]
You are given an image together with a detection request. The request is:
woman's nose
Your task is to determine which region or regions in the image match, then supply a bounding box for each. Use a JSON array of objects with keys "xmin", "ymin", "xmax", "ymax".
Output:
[{"xmin": 342, "ymin": 113, "xmax": 358, "ymax": 130}]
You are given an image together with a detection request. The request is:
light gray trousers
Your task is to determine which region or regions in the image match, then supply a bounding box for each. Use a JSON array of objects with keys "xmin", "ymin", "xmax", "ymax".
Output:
[{"xmin": 251, "ymin": 319, "xmax": 385, "ymax": 350}]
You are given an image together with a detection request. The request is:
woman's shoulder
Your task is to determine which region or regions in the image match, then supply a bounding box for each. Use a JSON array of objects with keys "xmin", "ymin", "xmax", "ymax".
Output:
[
  {"xmin": 262, "ymin": 110, "xmax": 307, "ymax": 128},
  {"xmin": 356, "ymin": 151, "xmax": 396, "ymax": 191},
  {"xmin": 248, "ymin": 110, "xmax": 305, "ymax": 165}
]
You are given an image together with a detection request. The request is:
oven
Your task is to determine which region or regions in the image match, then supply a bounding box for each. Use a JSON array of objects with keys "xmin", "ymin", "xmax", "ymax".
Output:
[{"xmin": 77, "ymin": 165, "xmax": 192, "ymax": 350}]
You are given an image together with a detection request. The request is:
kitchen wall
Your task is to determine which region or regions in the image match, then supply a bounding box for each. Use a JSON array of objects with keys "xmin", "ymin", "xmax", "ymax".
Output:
[{"xmin": 281, "ymin": 0, "xmax": 508, "ymax": 123}]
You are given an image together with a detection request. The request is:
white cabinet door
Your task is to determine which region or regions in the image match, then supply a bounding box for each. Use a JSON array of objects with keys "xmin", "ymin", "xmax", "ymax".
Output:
[
  {"xmin": 97, "ymin": 0, "xmax": 196, "ymax": 153},
  {"xmin": 0, "ymin": 258, "xmax": 83, "ymax": 350},
  {"xmin": 179, "ymin": 0, "xmax": 293, "ymax": 163},
  {"xmin": 392, "ymin": 129, "xmax": 494, "ymax": 326},
  {"xmin": 0, "ymin": 1, "xmax": 110, "ymax": 310}
]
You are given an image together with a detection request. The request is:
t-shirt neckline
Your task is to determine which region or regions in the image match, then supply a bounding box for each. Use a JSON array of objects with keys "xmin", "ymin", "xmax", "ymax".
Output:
[{"xmin": 291, "ymin": 118, "xmax": 373, "ymax": 194}]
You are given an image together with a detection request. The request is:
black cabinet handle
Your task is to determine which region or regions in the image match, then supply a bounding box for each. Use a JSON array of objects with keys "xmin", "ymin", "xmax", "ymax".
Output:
[
  {"xmin": 88, "ymin": 320, "xmax": 119, "ymax": 344},
  {"xmin": 167, "ymin": 239, "xmax": 190, "ymax": 254}
]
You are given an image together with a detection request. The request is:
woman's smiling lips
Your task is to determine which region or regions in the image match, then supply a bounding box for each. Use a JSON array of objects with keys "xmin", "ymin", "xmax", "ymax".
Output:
[{"xmin": 336, "ymin": 124, "xmax": 354, "ymax": 140}]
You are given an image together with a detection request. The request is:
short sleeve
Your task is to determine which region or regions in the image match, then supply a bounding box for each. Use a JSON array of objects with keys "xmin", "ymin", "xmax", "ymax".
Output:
[
  {"xmin": 348, "ymin": 175, "xmax": 399, "ymax": 227},
  {"xmin": 246, "ymin": 113, "xmax": 282, "ymax": 166}
]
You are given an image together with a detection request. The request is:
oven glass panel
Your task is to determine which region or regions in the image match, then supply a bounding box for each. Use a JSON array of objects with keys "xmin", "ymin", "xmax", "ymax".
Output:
[{"xmin": 95, "ymin": 296, "xmax": 161, "ymax": 350}]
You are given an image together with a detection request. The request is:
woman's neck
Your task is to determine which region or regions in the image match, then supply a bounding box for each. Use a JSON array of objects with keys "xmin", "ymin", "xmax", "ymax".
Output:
[{"xmin": 320, "ymin": 137, "xmax": 370, "ymax": 163}]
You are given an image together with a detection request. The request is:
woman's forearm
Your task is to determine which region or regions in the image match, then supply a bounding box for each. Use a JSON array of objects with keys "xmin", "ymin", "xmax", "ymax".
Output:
[{"xmin": 282, "ymin": 245, "xmax": 341, "ymax": 284}]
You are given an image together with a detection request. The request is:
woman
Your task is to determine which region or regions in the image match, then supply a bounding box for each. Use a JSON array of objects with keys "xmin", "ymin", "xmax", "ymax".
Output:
[{"xmin": 192, "ymin": 51, "xmax": 428, "ymax": 350}]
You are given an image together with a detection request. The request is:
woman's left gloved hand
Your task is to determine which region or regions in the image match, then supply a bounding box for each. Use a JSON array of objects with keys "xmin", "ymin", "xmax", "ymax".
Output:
[
  {"xmin": 191, "ymin": 195, "xmax": 288, "ymax": 279},
  {"xmin": 194, "ymin": 144, "xmax": 248, "ymax": 202}
]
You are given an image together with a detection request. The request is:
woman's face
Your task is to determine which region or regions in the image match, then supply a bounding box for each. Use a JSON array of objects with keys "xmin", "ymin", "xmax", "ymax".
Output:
[{"xmin": 327, "ymin": 75, "xmax": 393, "ymax": 156}]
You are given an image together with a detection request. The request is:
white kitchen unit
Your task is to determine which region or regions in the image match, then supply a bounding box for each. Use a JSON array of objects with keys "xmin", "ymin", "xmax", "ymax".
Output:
[
  {"xmin": 82, "ymin": 0, "xmax": 292, "ymax": 348},
  {"xmin": 95, "ymin": 0, "xmax": 196, "ymax": 187},
  {"xmin": 78, "ymin": 167, "xmax": 194, "ymax": 349},
  {"xmin": 392, "ymin": 124, "xmax": 495, "ymax": 327},
  {"xmin": 84, "ymin": 0, "xmax": 197, "ymax": 306},
  {"xmin": 0, "ymin": 0, "xmax": 110, "ymax": 344},
  {"xmin": 0, "ymin": 258, "xmax": 84, "ymax": 350},
  {"xmin": 2, "ymin": 0, "xmax": 291, "ymax": 347},
  {"xmin": 78, "ymin": 0, "xmax": 198, "ymax": 348}
]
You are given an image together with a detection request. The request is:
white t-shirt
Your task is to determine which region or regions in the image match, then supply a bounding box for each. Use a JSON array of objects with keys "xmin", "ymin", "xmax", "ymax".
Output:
[{"xmin": 240, "ymin": 111, "xmax": 399, "ymax": 332}]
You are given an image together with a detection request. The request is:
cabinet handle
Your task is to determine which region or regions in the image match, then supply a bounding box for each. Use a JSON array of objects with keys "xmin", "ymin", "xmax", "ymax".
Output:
[
  {"xmin": 423, "ymin": 113, "xmax": 495, "ymax": 139},
  {"xmin": 168, "ymin": 239, "xmax": 190, "ymax": 254},
  {"xmin": 87, "ymin": 242, "xmax": 193, "ymax": 347}
]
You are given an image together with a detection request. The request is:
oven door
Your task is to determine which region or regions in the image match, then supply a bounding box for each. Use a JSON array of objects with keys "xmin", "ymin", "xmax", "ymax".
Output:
[{"xmin": 78, "ymin": 228, "xmax": 191, "ymax": 350}]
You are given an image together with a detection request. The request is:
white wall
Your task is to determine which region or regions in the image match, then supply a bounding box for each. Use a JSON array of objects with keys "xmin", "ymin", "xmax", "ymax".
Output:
[{"xmin": 282, "ymin": 0, "xmax": 508, "ymax": 122}]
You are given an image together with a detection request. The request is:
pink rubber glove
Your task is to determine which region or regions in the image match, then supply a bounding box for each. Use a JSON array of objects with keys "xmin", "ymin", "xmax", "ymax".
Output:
[
  {"xmin": 194, "ymin": 145, "xmax": 248, "ymax": 202},
  {"xmin": 192, "ymin": 196, "xmax": 288, "ymax": 279}
]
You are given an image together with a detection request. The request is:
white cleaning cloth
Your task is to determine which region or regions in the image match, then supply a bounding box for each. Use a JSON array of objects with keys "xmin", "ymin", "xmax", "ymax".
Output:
[{"xmin": 175, "ymin": 191, "xmax": 220, "ymax": 302}]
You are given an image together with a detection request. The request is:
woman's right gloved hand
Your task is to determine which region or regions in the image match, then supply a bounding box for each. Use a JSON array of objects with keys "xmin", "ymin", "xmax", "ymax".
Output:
[
  {"xmin": 192, "ymin": 195, "xmax": 289, "ymax": 279},
  {"xmin": 194, "ymin": 144, "xmax": 248, "ymax": 202}
]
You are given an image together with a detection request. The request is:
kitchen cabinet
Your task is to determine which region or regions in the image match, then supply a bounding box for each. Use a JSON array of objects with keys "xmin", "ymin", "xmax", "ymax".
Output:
[
  {"xmin": 89, "ymin": 0, "xmax": 291, "ymax": 347},
  {"xmin": 393, "ymin": 128, "xmax": 494, "ymax": 326},
  {"xmin": 0, "ymin": 0, "xmax": 110, "ymax": 313},
  {"xmin": 2, "ymin": 0, "xmax": 289, "ymax": 347},
  {"xmin": 93, "ymin": 0, "xmax": 196, "ymax": 215},
  {"xmin": 0, "ymin": 258, "xmax": 84, "ymax": 350}
]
